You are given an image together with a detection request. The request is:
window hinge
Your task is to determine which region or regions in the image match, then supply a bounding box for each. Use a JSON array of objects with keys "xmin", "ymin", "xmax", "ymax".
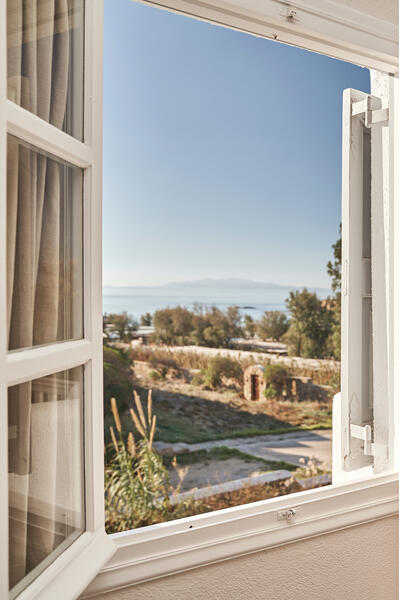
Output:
[
  {"xmin": 350, "ymin": 424, "xmax": 388, "ymax": 459},
  {"xmin": 351, "ymin": 95, "xmax": 389, "ymax": 127}
]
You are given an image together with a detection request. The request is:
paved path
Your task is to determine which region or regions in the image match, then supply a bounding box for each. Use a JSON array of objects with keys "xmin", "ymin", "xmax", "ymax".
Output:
[{"xmin": 155, "ymin": 429, "xmax": 332, "ymax": 469}]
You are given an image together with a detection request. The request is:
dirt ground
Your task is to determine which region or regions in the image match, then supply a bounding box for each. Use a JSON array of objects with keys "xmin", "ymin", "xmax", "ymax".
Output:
[
  {"xmin": 132, "ymin": 361, "xmax": 332, "ymax": 443},
  {"xmin": 169, "ymin": 457, "xmax": 269, "ymax": 492}
]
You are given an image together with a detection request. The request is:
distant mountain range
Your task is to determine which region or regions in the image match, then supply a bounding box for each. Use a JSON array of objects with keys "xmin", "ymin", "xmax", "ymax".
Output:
[{"xmin": 104, "ymin": 278, "xmax": 330, "ymax": 294}]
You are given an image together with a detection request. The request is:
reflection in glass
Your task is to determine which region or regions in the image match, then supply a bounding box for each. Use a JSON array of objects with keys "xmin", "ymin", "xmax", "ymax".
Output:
[
  {"xmin": 7, "ymin": 0, "xmax": 85, "ymax": 140},
  {"xmin": 7, "ymin": 135, "xmax": 83, "ymax": 351},
  {"xmin": 8, "ymin": 367, "xmax": 85, "ymax": 596}
]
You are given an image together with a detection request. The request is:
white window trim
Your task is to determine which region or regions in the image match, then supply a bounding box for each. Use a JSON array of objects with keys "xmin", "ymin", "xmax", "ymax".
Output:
[
  {"xmin": 83, "ymin": 0, "xmax": 399, "ymax": 596},
  {"xmin": 84, "ymin": 472, "xmax": 398, "ymax": 597},
  {"xmin": 0, "ymin": 0, "xmax": 398, "ymax": 598},
  {"xmin": 141, "ymin": 0, "xmax": 399, "ymax": 73},
  {"xmin": 0, "ymin": 1, "xmax": 116, "ymax": 599}
]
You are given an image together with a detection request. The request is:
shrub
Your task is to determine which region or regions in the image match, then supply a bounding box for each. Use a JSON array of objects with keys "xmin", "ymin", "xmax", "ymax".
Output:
[
  {"xmin": 191, "ymin": 371, "xmax": 205, "ymax": 386},
  {"xmin": 103, "ymin": 345, "xmax": 134, "ymax": 411},
  {"xmin": 105, "ymin": 391, "xmax": 203, "ymax": 532},
  {"xmin": 263, "ymin": 364, "xmax": 288, "ymax": 397},
  {"xmin": 149, "ymin": 369, "xmax": 162, "ymax": 381},
  {"xmin": 148, "ymin": 353, "xmax": 181, "ymax": 379},
  {"xmin": 203, "ymin": 355, "xmax": 243, "ymax": 389},
  {"xmin": 264, "ymin": 385, "xmax": 278, "ymax": 399}
]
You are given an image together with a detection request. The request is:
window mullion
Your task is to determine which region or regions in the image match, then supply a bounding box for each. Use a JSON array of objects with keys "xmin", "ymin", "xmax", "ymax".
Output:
[
  {"xmin": 6, "ymin": 100, "xmax": 93, "ymax": 169},
  {"xmin": 6, "ymin": 340, "xmax": 93, "ymax": 387}
]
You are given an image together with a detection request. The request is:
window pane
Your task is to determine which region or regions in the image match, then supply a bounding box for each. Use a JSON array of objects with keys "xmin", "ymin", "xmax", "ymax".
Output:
[
  {"xmin": 7, "ymin": 135, "xmax": 83, "ymax": 351},
  {"xmin": 8, "ymin": 367, "xmax": 85, "ymax": 597},
  {"xmin": 7, "ymin": 0, "xmax": 84, "ymax": 140}
]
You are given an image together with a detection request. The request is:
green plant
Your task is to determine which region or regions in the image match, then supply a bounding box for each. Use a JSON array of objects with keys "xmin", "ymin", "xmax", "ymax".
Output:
[
  {"xmin": 203, "ymin": 355, "xmax": 243, "ymax": 389},
  {"xmin": 105, "ymin": 391, "xmax": 203, "ymax": 532},
  {"xmin": 148, "ymin": 369, "xmax": 162, "ymax": 381},
  {"xmin": 284, "ymin": 289, "xmax": 334, "ymax": 359},
  {"xmin": 263, "ymin": 364, "xmax": 288, "ymax": 397},
  {"xmin": 103, "ymin": 345, "xmax": 134, "ymax": 411},
  {"xmin": 191, "ymin": 371, "xmax": 205, "ymax": 386},
  {"xmin": 264, "ymin": 385, "xmax": 278, "ymax": 399},
  {"xmin": 148, "ymin": 353, "xmax": 181, "ymax": 379}
]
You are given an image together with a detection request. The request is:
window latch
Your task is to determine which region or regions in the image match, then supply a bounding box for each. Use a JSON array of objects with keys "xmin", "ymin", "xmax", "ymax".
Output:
[
  {"xmin": 350, "ymin": 424, "xmax": 388, "ymax": 459},
  {"xmin": 277, "ymin": 508, "xmax": 297, "ymax": 522}
]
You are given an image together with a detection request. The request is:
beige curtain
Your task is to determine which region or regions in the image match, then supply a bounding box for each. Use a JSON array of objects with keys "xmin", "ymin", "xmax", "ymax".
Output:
[{"xmin": 7, "ymin": 0, "xmax": 74, "ymax": 590}]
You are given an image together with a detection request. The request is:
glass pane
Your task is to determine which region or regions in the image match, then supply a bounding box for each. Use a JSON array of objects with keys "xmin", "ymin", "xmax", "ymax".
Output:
[
  {"xmin": 7, "ymin": 0, "xmax": 85, "ymax": 140},
  {"xmin": 8, "ymin": 367, "xmax": 85, "ymax": 597},
  {"xmin": 7, "ymin": 135, "xmax": 83, "ymax": 351}
]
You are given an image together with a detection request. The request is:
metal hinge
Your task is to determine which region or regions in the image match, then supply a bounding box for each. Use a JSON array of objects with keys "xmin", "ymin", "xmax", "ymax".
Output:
[
  {"xmin": 350, "ymin": 424, "xmax": 388, "ymax": 459},
  {"xmin": 352, "ymin": 95, "xmax": 389, "ymax": 128}
]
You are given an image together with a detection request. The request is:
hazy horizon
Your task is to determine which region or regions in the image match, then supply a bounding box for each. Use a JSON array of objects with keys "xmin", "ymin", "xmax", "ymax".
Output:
[{"xmin": 103, "ymin": 276, "xmax": 330, "ymax": 292}]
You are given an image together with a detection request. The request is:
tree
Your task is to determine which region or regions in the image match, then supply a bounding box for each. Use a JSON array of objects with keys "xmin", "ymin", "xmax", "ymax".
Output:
[
  {"xmin": 284, "ymin": 289, "xmax": 333, "ymax": 358},
  {"xmin": 326, "ymin": 224, "xmax": 342, "ymax": 293},
  {"xmin": 257, "ymin": 311, "xmax": 289, "ymax": 341},
  {"xmin": 152, "ymin": 305, "xmax": 243, "ymax": 348},
  {"xmin": 326, "ymin": 224, "xmax": 342, "ymax": 360},
  {"xmin": 107, "ymin": 311, "xmax": 138, "ymax": 342},
  {"xmin": 244, "ymin": 314, "xmax": 256, "ymax": 339},
  {"xmin": 140, "ymin": 312, "xmax": 152, "ymax": 326}
]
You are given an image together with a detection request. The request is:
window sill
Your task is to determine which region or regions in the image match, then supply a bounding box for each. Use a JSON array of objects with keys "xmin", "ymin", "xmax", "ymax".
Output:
[
  {"xmin": 83, "ymin": 472, "xmax": 398, "ymax": 598},
  {"xmin": 16, "ymin": 529, "xmax": 115, "ymax": 600}
]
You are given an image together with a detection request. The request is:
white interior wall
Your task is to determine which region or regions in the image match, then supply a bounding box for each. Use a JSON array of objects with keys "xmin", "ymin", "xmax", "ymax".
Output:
[{"xmin": 86, "ymin": 516, "xmax": 398, "ymax": 600}]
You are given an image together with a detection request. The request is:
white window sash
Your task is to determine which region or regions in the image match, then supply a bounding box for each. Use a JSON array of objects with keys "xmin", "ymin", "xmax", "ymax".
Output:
[{"xmin": 0, "ymin": 1, "xmax": 116, "ymax": 598}]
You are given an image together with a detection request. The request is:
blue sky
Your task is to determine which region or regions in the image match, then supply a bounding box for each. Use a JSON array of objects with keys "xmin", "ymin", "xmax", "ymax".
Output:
[{"xmin": 103, "ymin": 0, "xmax": 370, "ymax": 289}]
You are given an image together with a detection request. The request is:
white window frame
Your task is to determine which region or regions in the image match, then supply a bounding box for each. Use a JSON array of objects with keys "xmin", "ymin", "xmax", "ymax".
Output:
[
  {"xmin": 0, "ymin": 1, "xmax": 115, "ymax": 599},
  {"xmin": 0, "ymin": 1, "xmax": 398, "ymax": 599},
  {"xmin": 84, "ymin": 1, "xmax": 399, "ymax": 596}
]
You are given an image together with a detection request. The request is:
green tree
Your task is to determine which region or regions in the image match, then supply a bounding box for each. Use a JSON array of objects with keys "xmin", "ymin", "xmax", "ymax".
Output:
[
  {"xmin": 152, "ymin": 305, "xmax": 243, "ymax": 348},
  {"xmin": 153, "ymin": 307, "xmax": 193, "ymax": 344},
  {"xmin": 326, "ymin": 224, "xmax": 342, "ymax": 360},
  {"xmin": 284, "ymin": 289, "xmax": 333, "ymax": 358},
  {"xmin": 244, "ymin": 314, "xmax": 256, "ymax": 338},
  {"xmin": 140, "ymin": 312, "xmax": 152, "ymax": 326},
  {"xmin": 257, "ymin": 311, "xmax": 289, "ymax": 341},
  {"xmin": 107, "ymin": 311, "xmax": 138, "ymax": 342},
  {"xmin": 326, "ymin": 224, "xmax": 342, "ymax": 293}
]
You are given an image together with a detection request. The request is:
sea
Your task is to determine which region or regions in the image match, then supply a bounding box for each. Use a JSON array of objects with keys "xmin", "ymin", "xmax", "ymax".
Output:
[{"xmin": 103, "ymin": 285, "xmax": 331, "ymax": 321}]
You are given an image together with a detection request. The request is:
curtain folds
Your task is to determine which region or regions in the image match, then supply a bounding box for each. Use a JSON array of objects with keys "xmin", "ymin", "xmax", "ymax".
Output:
[{"xmin": 6, "ymin": 1, "xmax": 78, "ymax": 591}]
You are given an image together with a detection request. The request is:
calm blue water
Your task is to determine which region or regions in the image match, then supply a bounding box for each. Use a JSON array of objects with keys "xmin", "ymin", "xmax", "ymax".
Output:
[{"xmin": 103, "ymin": 286, "xmax": 330, "ymax": 321}]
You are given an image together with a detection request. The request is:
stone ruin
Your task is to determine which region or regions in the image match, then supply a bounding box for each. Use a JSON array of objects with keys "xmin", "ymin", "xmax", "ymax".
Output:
[
  {"xmin": 243, "ymin": 365, "xmax": 267, "ymax": 401},
  {"xmin": 243, "ymin": 364, "xmax": 329, "ymax": 402}
]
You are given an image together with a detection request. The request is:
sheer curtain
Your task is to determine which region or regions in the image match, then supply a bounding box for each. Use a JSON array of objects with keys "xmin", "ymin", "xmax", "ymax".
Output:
[{"xmin": 6, "ymin": 0, "xmax": 84, "ymax": 592}]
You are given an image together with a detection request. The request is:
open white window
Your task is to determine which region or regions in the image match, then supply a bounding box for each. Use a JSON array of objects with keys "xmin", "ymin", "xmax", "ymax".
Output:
[
  {"xmin": 334, "ymin": 79, "xmax": 396, "ymax": 481},
  {"xmin": 0, "ymin": 1, "xmax": 115, "ymax": 599},
  {"xmin": 0, "ymin": 1, "xmax": 398, "ymax": 599}
]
